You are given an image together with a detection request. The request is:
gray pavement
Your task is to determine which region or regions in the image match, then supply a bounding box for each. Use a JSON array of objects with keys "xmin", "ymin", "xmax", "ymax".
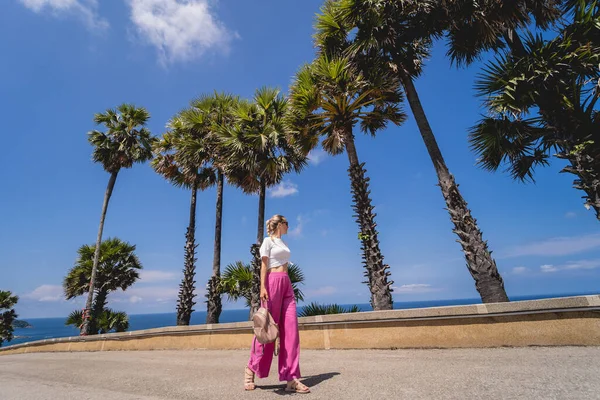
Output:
[{"xmin": 1, "ymin": 347, "xmax": 599, "ymax": 399}]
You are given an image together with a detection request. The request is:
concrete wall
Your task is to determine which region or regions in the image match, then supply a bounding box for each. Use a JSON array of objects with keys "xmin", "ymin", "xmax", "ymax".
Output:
[{"xmin": 2, "ymin": 295, "xmax": 599, "ymax": 356}]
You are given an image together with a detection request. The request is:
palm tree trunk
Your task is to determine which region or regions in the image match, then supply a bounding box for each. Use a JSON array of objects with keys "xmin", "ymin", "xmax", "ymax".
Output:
[
  {"xmin": 81, "ymin": 170, "xmax": 118, "ymax": 335},
  {"xmin": 343, "ymin": 126, "xmax": 394, "ymax": 311},
  {"xmin": 558, "ymin": 144, "xmax": 600, "ymax": 220},
  {"xmin": 249, "ymin": 180, "xmax": 267, "ymax": 319},
  {"xmin": 257, "ymin": 179, "xmax": 266, "ymax": 243},
  {"xmin": 90, "ymin": 288, "xmax": 108, "ymax": 335},
  {"xmin": 400, "ymin": 70, "xmax": 509, "ymax": 303},
  {"xmin": 177, "ymin": 183, "xmax": 198, "ymax": 326},
  {"xmin": 206, "ymin": 170, "xmax": 224, "ymax": 324}
]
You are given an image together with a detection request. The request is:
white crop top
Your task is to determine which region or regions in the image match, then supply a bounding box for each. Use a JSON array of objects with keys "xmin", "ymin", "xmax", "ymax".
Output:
[{"xmin": 259, "ymin": 237, "xmax": 291, "ymax": 269}]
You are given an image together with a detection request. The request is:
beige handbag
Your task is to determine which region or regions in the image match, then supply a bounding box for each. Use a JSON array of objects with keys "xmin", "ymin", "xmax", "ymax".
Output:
[{"xmin": 252, "ymin": 301, "xmax": 280, "ymax": 355}]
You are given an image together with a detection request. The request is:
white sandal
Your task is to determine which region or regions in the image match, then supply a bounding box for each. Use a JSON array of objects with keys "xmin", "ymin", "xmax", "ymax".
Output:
[
  {"xmin": 285, "ymin": 379, "xmax": 310, "ymax": 393},
  {"xmin": 244, "ymin": 367, "xmax": 256, "ymax": 391}
]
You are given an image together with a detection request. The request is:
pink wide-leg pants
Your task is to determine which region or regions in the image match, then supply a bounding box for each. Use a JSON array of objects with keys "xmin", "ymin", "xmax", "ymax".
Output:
[{"xmin": 247, "ymin": 271, "xmax": 301, "ymax": 381}]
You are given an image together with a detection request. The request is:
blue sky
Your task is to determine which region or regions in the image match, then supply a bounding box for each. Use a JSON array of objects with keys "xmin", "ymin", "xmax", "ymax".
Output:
[{"xmin": 1, "ymin": 0, "xmax": 598, "ymax": 319}]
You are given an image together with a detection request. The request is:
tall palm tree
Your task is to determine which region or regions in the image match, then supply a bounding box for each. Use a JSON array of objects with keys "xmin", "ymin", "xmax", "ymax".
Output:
[
  {"xmin": 288, "ymin": 55, "xmax": 404, "ymax": 310},
  {"xmin": 153, "ymin": 113, "xmax": 216, "ymax": 326},
  {"xmin": 181, "ymin": 92, "xmax": 240, "ymax": 324},
  {"xmin": 220, "ymin": 88, "xmax": 308, "ymax": 317},
  {"xmin": 84, "ymin": 104, "xmax": 154, "ymax": 334},
  {"xmin": 319, "ymin": 0, "xmax": 510, "ymax": 303},
  {"xmin": 0, "ymin": 290, "xmax": 18, "ymax": 347},
  {"xmin": 470, "ymin": 0, "xmax": 600, "ymax": 219},
  {"xmin": 64, "ymin": 238, "xmax": 142, "ymax": 334}
]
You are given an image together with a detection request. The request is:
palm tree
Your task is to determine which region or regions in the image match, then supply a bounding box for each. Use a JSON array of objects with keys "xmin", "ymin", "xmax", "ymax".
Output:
[
  {"xmin": 84, "ymin": 104, "xmax": 154, "ymax": 334},
  {"xmin": 288, "ymin": 54, "xmax": 404, "ymax": 310},
  {"xmin": 469, "ymin": 1, "xmax": 600, "ymax": 219},
  {"xmin": 64, "ymin": 238, "xmax": 142, "ymax": 334},
  {"xmin": 0, "ymin": 290, "xmax": 18, "ymax": 347},
  {"xmin": 219, "ymin": 87, "xmax": 308, "ymax": 317},
  {"xmin": 319, "ymin": 0, "xmax": 510, "ymax": 303},
  {"xmin": 66, "ymin": 309, "xmax": 129, "ymax": 334},
  {"xmin": 180, "ymin": 92, "xmax": 240, "ymax": 324},
  {"xmin": 219, "ymin": 261, "xmax": 305, "ymax": 317},
  {"xmin": 153, "ymin": 112, "xmax": 216, "ymax": 326}
]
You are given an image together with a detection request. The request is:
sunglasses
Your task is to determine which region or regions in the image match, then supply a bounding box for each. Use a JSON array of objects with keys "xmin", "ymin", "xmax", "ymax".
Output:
[{"xmin": 281, "ymin": 221, "xmax": 288, "ymax": 226}]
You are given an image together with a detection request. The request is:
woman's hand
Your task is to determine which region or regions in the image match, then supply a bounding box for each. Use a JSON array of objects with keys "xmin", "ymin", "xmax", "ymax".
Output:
[{"xmin": 260, "ymin": 287, "xmax": 269, "ymax": 302}]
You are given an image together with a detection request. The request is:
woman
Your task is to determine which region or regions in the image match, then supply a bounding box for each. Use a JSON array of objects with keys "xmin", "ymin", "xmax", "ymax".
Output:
[{"xmin": 244, "ymin": 214, "xmax": 310, "ymax": 393}]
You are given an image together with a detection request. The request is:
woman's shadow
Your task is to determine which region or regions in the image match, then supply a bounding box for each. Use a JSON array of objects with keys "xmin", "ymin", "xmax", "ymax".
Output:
[{"xmin": 258, "ymin": 372, "xmax": 340, "ymax": 394}]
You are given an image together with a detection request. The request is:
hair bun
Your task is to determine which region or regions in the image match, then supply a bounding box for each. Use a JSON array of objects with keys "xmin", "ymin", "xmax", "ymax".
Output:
[{"xmin": 266, "ymin": 214, "xmax": 286, "ymax": 236}]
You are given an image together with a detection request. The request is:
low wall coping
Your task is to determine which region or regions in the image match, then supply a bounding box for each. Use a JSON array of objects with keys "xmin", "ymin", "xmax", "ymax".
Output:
[{"xmin": 3, "ymin": 294, "xmax": 599, "ymax": 352}]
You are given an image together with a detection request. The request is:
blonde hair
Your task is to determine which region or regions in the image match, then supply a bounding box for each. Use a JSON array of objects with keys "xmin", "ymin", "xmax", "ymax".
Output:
[{"xmin": 266, "ymin": 214, "xmax": 287, "ymax": 237}]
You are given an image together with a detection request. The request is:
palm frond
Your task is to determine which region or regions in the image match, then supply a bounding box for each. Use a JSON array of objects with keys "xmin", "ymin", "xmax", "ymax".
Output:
[
  {"xmin": 152, "ymin": 104, "xmax": 218, "ymax": 191},
  {"xmin": 67, "ymin": 308, "xmax": 129, "ymax": 334},
  {"xmin": 288, "ymin": 53, "xmax": 404, "ymax": 158},
  {"xmin": 469, "ymin": 116, "xmax": 552, "ymax": 181},
  {"xmin": 0, "ymin": 290, "xmax": 19, "ymax": 345},
  {"xmin": 470, "ymin": 0, "xmax": 600, "ymax": 185},
  {"xmin": 218, "ymin": 261, "xmax": 253, "ymax": 303},
  {"xmin": 64, "ymin": 238, "xmax": 142, "ymax": 300},
  {"xmin": 65, "ymin": 309, "xmax": 84, "ymax": 329},
  {"xmin": 97, "ymin": 309, "xmax": 129, "ymax": 333},
  {"xmin": 287, "ymin": 263, "xmax": 305, "ymax": 302},
  {"xmin": 0, "ymin": 291, "xmax": 18, "ymax": 310},
  {"xmin": 218, "ymin": 261, "xmax": 306, "ymax": 305},
  {"xmin": 88, "ymin": 104, "xmax": 154, "ymax": 173},
  {"xmin": 216, "ymin": 87, "xmax": 310, "ymax": 194},
  {"xmin": 444, "ymin": 0, "xmax": 562, "ymax": 66},
  {"xmin": 298, "ymin": 302, "xmax": 360, "ymax": 317}
]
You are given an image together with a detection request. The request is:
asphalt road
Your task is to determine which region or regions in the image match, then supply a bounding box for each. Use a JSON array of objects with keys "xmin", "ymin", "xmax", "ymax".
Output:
[{"xmin": 1, "ymin": 347, "xmax": 599, "ymax": 399}]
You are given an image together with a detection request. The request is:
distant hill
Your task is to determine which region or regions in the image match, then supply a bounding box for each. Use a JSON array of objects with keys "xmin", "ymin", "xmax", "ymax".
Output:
[{"xmin": 13, "ymin": 320, "xmax": 32, "ymax": 328}]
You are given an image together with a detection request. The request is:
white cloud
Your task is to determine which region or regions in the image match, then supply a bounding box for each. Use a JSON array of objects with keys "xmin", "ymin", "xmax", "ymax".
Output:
[
  {"xmin": 110, "ymin": 285, "xmax": 183, "ymax": 304},
  {"xmin": 308, "ymin": 149, "xmax": 327, "ymax": 166},
  {"xmin": 540, "ymin": 259, "xmax": 600, "ymax": 273},
  {"xmin": 540, "ymin": 264, "xmax": 559, "ymax": 273},
  {"xmin": 392, "ymin": 284, "xmax": 437, "ymax": 294},
  {"xmin": 139, "ymin": 270, "xmax": 177, "ymax": 283},
  {"xmin": 565, "ymin": 212, "xmax": 577, "ymax": 218},
  {"xmin": 22, "ymin": 285, "xmax": 64, "ymax": 302},
  {"xmin": 504, "ymin": 233, "xmax": 600, "ymax": 257},
  {"xmin": 563, "ymin": 259, "xmax": 600, "ymax": 270},
  {"xmin": 268, "ymin": 181, "xmax": 298, "ymax": 198},
  {"xmin": 288, "ymin": 215, "xmax": 304, "ymax": 238},
  {"xmin": 18, "ymin": 0, "xmax": 108, "ymax": 30},
  {"xmin": 306, "ymin": 286, "xmax": 337, "ymax": 297},
  {"xmin": 286, "ymin": 209, "xmax": 328, "ymax": 239},
  {"xmin": 127, "ymin": 0, "xmax": 236, "ymax": 64},
  {"xmin": 507, "ymin": 259, "xmax": 600, "ymax": 274}
]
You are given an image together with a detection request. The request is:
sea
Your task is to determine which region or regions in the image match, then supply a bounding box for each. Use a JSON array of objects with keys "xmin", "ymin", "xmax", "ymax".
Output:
[{"xmin": 7, "ymin": 292, "xmax": 594, "ymax": 347}]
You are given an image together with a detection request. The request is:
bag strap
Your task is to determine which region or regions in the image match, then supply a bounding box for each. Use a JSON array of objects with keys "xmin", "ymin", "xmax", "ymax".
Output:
[
  {"xmin": 253, "ymin": 297, "xmax": 283, "ymax": 357},
  {"xmin": 262, "ymin": 298, "xmax": 283, "ymax": 326},
  {"xmin": 254, "ymin": 300, "xmax": 269, "ymax": 357}
]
